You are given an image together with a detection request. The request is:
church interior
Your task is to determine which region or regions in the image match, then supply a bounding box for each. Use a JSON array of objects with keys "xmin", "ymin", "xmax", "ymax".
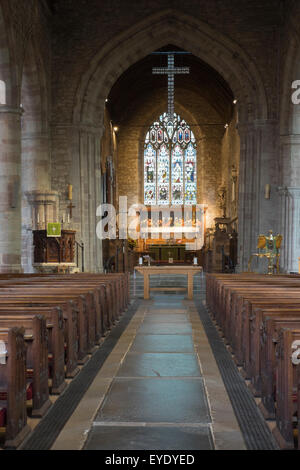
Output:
[{"xmin": 0, "ymin": 0, "xmax": 300, "ymax": 453}]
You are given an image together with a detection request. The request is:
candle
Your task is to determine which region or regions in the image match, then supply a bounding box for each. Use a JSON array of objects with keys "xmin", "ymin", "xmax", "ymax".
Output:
[
  {"xmin": 68, "ymin": 184, "xmax": 73, "ymax": 201},
  {"xmin": 265, "ymin": 184, "xmax": 271, "ymax": 200},
  {"xmin": 37, "ymin": 213, "xmax": 40, "ymax": 224},
  {"xmin": 67, "ymin": 214, "xmax": 70, "ymax": 223}
]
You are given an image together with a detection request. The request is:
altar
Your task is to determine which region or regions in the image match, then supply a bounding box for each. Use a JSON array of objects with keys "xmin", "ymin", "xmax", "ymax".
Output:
[
  {"xmin": 135, "ymin": 206, "xmax": 206, "ymax": 263},
  {"xmin": 148, "ymin": 244, "xmax": 186, "ymax": 262},
  {"xmin": 134, "ymin": 265, "xmax": 203, "ymax": 300}
]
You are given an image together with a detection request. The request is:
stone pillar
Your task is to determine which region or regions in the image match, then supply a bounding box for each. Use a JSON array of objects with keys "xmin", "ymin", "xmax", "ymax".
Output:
[
  {"xmin": 22, "ymin": 132, "xmax": 51, "ymax": 191},
  {"xmin": 21, "ymin": 131, "xmax": 52, "ymax": 272},
  {"xmin": 278, "ymin": 134, "xmax": 300, "ymax": 273},
  {"xmin": 51, "ymin": 123, "xmax": 104, "ymax": 273},
  {"xmin": 237, "ymin": 120, "xmax": 280, "ymax": 271},
  {"xmin": 0, "ymin": 106, "xmax": 22, "ymax": 272},
  {"xmin": 278, "ymin": 187, "xmax": 300, "ymax": 273},
  {"xmin": 78, "ymin": 128, "xmax": 103, "ymax": 273}
]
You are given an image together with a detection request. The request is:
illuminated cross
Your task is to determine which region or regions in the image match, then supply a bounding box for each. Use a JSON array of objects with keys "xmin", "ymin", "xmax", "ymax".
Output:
[{"xmin": 152, "ymin": 52, "xmax": 190, "ymax": 119}]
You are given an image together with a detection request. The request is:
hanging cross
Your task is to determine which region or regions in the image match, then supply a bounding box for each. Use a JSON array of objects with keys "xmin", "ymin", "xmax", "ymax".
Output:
[{"xmin": 152, "ymin": 52, "xmax": 190, "ymax": 119}]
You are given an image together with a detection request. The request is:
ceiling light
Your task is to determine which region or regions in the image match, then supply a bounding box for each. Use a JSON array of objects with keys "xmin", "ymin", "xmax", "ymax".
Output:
[{"xmin": 233, "ymin": 99, "xmax": 237, "ymax": 104}]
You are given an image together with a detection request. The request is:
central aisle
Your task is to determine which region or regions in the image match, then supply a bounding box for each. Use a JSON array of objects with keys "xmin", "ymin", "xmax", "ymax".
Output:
[
  {"xmin": 52, "ymin": 293, "xmax": 246, "ymax": 451},
  {"xmin": 85, "ymin": 294, "xmax": 213, "ymax": 450}
]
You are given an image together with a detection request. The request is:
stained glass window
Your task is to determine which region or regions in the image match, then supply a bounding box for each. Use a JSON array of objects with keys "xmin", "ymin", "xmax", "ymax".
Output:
[
  {"xmin": 144, "ymin": 113, "xmax": 197, "ymax": 206},
  {"xmin": 144, "ymin": 143, "xmax": 156, "ymax": 205}
]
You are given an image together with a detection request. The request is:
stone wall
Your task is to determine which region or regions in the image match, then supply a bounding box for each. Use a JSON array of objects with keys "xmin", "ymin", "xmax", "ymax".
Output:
[{"xmin": 0, "ymin": 0, "xmax": 299, "ymax": 272}]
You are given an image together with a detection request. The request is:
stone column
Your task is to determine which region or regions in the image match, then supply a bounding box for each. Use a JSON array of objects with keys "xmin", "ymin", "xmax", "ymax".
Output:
[
  {"xmin": 237, "ymin": 119, "xmax": 280, "ymax": 271},
  {"xmin": 21, "ymin": 131, "xmax": 52, "ymax": 272},
  {"xmin": 78, "ymin": 127, "xmax": 103, "ymax": 272},
  {"xmin": 51, "ymin": 123, "xmax": 104, "ymax": 273},
  {"xmin": 278, "ymin": 134, "xmax": 300, "ymax": 273},
  {"xmin": 278, "ymin": 187, "xmax": 300, "ymax": 273},
  {"xmin": 0, "ymin": 106, "xmax": 22, "ymax": 272}
]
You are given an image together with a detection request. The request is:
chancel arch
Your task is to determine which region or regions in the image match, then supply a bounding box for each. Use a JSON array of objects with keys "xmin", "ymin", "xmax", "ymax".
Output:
[{"xmin": 68, "ymin": 9, "xmax": 275, "ymax": 272}]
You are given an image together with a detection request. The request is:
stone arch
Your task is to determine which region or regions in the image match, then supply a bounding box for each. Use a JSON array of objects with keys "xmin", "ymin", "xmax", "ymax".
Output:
[
  {"xmin": 70, "ymin": 9, "xmax": 276, "ymax": 272},
  {"xmin": 73, "ymin": 9, "xmax": 268, "ymax": 128}
]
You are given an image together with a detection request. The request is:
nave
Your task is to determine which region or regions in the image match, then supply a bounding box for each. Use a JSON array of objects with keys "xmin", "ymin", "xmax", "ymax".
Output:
[{"xmin": 19, "ymin": 277, "xmax": 278, "ymax": 451}]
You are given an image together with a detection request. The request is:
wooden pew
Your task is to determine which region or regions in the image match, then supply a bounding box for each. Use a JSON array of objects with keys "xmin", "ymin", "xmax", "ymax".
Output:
[
  {"xmin": 0, "ymin": 305, "xmax": 66, "ymax": 395},
  {"xmin": 0, "ymin": 315, "xmax": 50, "ymax": 417},
  {"xmin": 272, "ymin": 327, "xmax": 300, "ymax": 449},
  {"xmin": 0, "ymin": 273, "xmax": 129, "ymax": 337},
  {"xmin": 259, "ymin": 314, "xmax": 300, "ymax": 420},
  {"xmin": 0, "ymin": 274, "xmax": 128, "ymax": 378},
  {"xmin": 0, "ymin": 272, "xmax": 129, "ymax": 318},
  {"xmin": 0, "ymin": 292, "xmax": 92, "ymax": 365},
  {"xmin": 0, "ymin": 281, "xmax": 113, "ymax": 352},
  {"xmin": 205, "ymin": 273, "xmax": 300, "ymax": 449},
  {"xmin": 250, "ymin": 308, "xmax": 300, "ymax": 389},
  {"xmin": 0, "ymin": 327, "xmax": 31, "ymax": 448}
]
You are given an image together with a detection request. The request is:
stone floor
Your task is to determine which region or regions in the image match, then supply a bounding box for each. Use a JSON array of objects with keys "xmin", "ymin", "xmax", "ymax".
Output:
[{"xmin": 51, "ymin": 292, "xmax": 246, "ymax": 451}]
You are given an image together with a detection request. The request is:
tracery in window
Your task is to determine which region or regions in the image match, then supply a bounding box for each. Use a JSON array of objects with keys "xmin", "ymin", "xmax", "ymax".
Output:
[{"xmin": 144, "ymin": 112, "xmax": 197, "ymax": 206}]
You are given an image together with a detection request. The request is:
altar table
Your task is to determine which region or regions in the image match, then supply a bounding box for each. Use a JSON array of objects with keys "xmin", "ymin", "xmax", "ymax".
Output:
[{"xmin": 134, "ymin": 265, "xmax": 203, "ymax": 300}]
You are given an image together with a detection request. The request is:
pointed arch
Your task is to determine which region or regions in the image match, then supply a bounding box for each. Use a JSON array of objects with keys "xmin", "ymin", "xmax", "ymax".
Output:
[{"xmin": 73, "ymin": 9, "xmax": 268, "ymax": 127}]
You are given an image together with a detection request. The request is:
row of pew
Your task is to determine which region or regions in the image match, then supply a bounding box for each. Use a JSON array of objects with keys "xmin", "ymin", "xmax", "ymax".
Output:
[
  {"xmin": 206, "ymin": 272, "xmax": 300, "ymax": 450},
  {"xmin": 0, "ymin": 272, "xmax": 130, "ymax": 449}
]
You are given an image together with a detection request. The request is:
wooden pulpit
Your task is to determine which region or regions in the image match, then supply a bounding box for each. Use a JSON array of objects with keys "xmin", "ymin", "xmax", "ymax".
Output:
[{"xmin": 33, "ymin": 230, "xmax": 76, "ymax": 264}]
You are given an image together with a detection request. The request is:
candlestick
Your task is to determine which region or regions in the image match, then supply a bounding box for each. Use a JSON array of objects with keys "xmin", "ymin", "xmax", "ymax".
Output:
[{"xmin": 68, "ymin": 184, "xmax": 73, "ymax": 201}]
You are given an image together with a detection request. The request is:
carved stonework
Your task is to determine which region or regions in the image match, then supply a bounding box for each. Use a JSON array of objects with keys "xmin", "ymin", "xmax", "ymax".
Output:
[{"xmin": 26, "ymin": 190, "xmax": 59, "ymax": 230}]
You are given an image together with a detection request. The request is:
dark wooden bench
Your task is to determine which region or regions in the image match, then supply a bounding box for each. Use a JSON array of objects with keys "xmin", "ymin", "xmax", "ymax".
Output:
[
  {"xmin": 0, "ymin": 315, "xmax": 51, "ymax": 417},
  {"xmin": 272, "ymin": 327, "xmax": 300, "ymax": 449},
  {"xmin": 0, "ymin": 304, "xmax": 66, "ymax": 395},
  {"xmin": 0, "ymin": 327, "xmax": 31, "ymax": 448},
  {"xmin": 205, "ymin": 273, "xmax": 300, "ymax": 449}
]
